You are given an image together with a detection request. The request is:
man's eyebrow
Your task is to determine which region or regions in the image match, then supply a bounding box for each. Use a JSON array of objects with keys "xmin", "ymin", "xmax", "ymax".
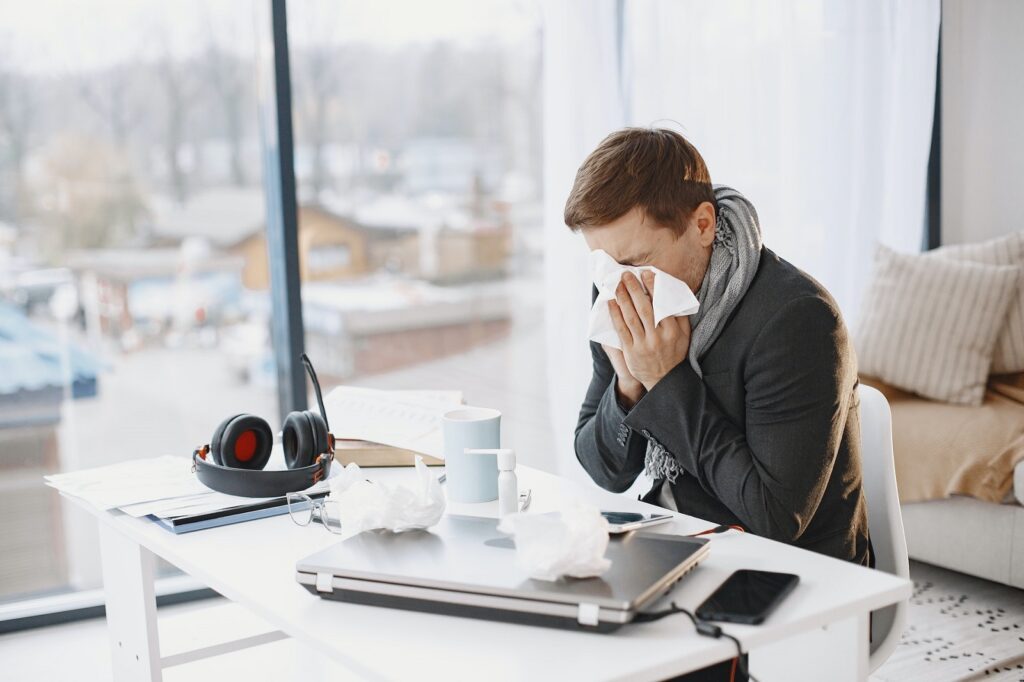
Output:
[{"xmin": 619, "ymin": 252, "xmax": 651, "ymax": 267}]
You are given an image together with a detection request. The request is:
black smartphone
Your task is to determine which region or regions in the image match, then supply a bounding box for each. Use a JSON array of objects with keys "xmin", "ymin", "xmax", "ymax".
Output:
[
  {"xmin": 600, "ymin": 510, "xmax": 673, "ymax": 533},
  {"xmin": 695, "ymin": 569, "xmax": 799, "ymax": 625}
]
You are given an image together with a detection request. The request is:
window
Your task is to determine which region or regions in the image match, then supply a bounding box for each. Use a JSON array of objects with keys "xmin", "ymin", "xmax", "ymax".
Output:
[
  {"xmin": 0, "ymin": 0, "xmax": 550, "ymax": 621},
  {"xmin": 0, "ymin": 1, "xmax": 278, "ymax": 607},
  {"xmin": 285, "ymin": 2, "xmax": 552, "ymax": 459}
]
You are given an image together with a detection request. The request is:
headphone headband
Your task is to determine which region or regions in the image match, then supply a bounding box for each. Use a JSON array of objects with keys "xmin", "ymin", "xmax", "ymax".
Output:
[
  {"xmin": 192, "ymin": 447, "xmax": 333, "ymax": 497},
  {"xmin": 301, "ymin": 352, "xmax": 330, "ymax": 432}
]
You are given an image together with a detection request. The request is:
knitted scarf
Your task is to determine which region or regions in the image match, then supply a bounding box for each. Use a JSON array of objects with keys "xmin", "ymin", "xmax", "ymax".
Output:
[{"xmin": 644, "ymin": 185, "xmax": 764, "ymax": 483}]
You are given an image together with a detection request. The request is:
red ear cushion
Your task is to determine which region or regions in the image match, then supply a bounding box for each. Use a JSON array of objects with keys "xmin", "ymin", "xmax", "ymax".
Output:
[
  {"xmin": 234, "ymin": 430, "xmax": 258, "ymax": 462},
  {"xmin": 219, "ymin": 415, "xmax": 273, "ymax": 470}
]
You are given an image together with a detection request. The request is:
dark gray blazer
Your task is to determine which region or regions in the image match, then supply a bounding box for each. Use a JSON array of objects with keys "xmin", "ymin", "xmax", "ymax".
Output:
[{"xmin": 575, "ymin": 247, "xmax": 870, "ymax": 565}]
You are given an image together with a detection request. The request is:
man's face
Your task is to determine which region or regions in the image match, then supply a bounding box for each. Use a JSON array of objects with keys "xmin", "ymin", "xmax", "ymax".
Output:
[{"xmin": 581, "ymin": 204, "xmax": 717, "ymax": 292}]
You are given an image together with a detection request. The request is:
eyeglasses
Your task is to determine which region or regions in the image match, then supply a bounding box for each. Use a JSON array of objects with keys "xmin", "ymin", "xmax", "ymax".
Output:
[{"xmin": 286, "ymin": 492, "xmax": 343, "ymax": 534}]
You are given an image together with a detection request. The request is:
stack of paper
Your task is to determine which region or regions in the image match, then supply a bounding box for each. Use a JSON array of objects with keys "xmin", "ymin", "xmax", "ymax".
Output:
[
  {"xmin": 325, "ymin": 386, "xmax": 464, "ymax": 459},
  {"xmin": 45, "ymin": 456, "xmax": 205, "ymax": 511},
  {"xmin": 45, "ymin": 455, "xmax": 330, "ymax": 521}
]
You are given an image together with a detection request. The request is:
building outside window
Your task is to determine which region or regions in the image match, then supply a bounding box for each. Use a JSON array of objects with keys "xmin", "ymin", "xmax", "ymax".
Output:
[{"xmin": 0, "ymin": 0, "xmax": 546, "ymax": 615}]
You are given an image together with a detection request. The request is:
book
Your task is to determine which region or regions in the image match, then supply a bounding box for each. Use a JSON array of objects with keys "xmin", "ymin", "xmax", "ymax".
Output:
[{"xmin": 334, "ymin": 439, "xmax": 444, "ymax": 467}]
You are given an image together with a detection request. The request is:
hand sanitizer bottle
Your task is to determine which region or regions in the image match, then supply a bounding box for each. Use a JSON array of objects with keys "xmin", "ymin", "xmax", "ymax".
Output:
[{"xmin": 496, "ymin": 449, "xmax": 518, "ymax": 516}]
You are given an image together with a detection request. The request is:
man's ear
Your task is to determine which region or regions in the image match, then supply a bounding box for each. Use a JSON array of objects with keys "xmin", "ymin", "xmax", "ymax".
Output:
[{"xmin": 694, "ymin": 201, "xmax": 717, "ymax": 247}]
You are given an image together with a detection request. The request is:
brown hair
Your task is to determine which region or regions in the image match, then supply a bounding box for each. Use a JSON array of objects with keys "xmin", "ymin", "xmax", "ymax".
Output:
[{"xmin": 563, "ymin": 127, "xmax": 714, "ymax": 233}]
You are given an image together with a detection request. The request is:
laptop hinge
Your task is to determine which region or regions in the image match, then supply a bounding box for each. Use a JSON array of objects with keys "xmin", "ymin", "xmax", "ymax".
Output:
[
  {"xmin": 577, "ymin": 602, "xmax": 600, "ymax": 626},
  {"xmin": 315, "ymin": 573, "xmax": 334, "ymax": 593}
]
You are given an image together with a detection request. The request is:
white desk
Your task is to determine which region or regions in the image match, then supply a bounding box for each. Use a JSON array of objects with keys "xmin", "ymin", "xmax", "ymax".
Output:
[{"xmin": 70, "ymin": 466, "xmax": 910, "ymax": 681}]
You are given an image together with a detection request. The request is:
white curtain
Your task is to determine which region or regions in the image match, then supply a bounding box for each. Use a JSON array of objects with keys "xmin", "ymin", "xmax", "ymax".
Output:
[
  {"xmin": 541, "ymin": 0, "xmax": 623, "ymax": 480},
  {"xmin": 541, "ymin": 1, "xmax": 940, "ymax": 477},
  {"xmin": 621, "ymin": 0, "xmax": 940, "ymax": 319}
]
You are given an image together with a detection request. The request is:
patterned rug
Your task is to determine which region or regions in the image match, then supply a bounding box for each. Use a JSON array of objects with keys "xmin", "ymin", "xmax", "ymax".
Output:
[{"xmin": 873, "ymin": 561, "xmax": 1024, "ymax": 681}]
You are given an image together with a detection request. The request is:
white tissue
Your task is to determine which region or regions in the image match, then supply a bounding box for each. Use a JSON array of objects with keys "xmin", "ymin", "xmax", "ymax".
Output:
[
  {"xmin": 327, "ymin": 456, "xmax": 446, "ymax": 533},
  {"xmin": 587, "ymin": 248, "xmax": 700, "ymax": 350},
  {"xmin": 497, "ymin": 500, "xmax": 612, "ymax": 581}
]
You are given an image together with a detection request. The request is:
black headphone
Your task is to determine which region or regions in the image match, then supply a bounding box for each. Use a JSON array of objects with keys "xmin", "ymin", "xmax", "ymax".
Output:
[{"xmin": 192, "ymin": 354, "xmax": 335, "ymax": 498}]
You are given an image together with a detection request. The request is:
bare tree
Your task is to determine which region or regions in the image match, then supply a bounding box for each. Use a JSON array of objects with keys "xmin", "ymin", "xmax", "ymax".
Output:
[
  {"xmin": 205, "ymin": 43, "xmax": 248, "ymax": 186},
  {"xmin": 156, "ymin": 48, "xmax": 193, "ymax": 203},
  {"xmin": 34, "ymin": 133, "xmax": 147, "ymax": 258},
  {"xmin": 289, "ymin": 1, "xmax": 348, "ymax": 201},
  {"xmin": 295, "ymin": 45, "xmax": 343, "ymax": 201},
  {"xmin": 78, "ymin": 64, "xmax": 140, "ymax": 150},
  {"xmin": 0, "ymin": 57, "xmax": 34, "ymax": 222}
]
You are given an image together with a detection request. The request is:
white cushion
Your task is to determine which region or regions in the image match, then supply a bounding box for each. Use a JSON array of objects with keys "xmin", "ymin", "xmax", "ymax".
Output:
[
  {"xmin": 928, "ymin": 232, "xmax": 1024, "ymax": 373},
  {"xmin": 1015, "ymin": 458, "xmax": 1024, "ymax": 507},
  {"xmin": 856, "ymin": 245, "xmax": 1020, "ymax": 405}
]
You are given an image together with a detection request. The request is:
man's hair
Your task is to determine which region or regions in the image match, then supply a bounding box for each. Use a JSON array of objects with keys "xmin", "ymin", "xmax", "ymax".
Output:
[{"xmin": 563, "ymin": 127, "xmax": 715, "ymax": 234}]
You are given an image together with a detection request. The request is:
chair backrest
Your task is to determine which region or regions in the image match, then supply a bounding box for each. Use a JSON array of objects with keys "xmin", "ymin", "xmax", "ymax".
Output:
[{"xmin": 857, "ymin": 384, "xmax": 910, "ymax": 672}]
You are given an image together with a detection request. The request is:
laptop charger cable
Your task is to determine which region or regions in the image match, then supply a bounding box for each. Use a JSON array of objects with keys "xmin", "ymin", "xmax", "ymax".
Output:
[{"xmin": 633, "ymin": 602, "xmax": 759, "ymax": 682}]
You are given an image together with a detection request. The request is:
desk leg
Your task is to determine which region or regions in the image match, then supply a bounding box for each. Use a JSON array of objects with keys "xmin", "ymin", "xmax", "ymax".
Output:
[
  {"xmin": 99, "ymin": 523, "xmax": 162, "ymax": 682},
  {"xmin": 750, "ymin": 612, "xmax": 869, "ymax": 682}
]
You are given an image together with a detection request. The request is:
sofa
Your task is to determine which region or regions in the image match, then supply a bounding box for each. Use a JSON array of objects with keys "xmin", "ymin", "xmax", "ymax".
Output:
[{"xmin": 860, "ymin": 373, "xmax": 1024, "ymax": 589}]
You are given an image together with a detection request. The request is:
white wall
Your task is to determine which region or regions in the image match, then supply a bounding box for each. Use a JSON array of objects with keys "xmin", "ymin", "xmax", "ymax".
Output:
[{"xmin": 941, "ymin": 0, "xmax": 1024, "ymax": 245}]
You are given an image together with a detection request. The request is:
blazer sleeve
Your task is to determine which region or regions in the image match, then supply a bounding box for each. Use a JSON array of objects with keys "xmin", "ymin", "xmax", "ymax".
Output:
[
  {"xmin": 622, "ymin": 295, "xmax": 856, "ymax": 542},
  {"xmin": 574, "ymin": 337, "xmax": 650, "ymax": 493}
]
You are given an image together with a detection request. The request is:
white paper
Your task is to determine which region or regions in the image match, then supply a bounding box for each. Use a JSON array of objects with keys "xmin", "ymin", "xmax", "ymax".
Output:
[
  {"xmin": 45, "ymin": 456, "xmax": 205, "ymax": 510},
  {"xmin": 587, "ymin": 249, "xmax": 700, "ymax": 350},
  {"xmin": 324, "ymin": 386, "xmax": 464, "ymax": 459},
  {"xmin": 328, "ymin": 457, "xmax": 446, "ymax": 533},
  {"xmin": 47, "ymin": 452, "xmax": 336, "ymax": 518},
  {"xmin": 497, "ymin": 500, "xmax": 612, "ymax": 581},
  {"xmin": 118, "ymin": 492, "xmax": 235, "ymax": 518},
  {"xmin": 117, "ymin": 478, "xmax": 332, "ymax": 519}
]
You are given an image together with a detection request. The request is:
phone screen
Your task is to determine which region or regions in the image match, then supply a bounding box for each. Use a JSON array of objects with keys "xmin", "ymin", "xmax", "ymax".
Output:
[
  {"xmin": 696, "ymin": 569, "xmax": 799, "ymax": 624},
  {"xmin": 600, "ymin": 511, "xmax": 647, "ymax": 525}
]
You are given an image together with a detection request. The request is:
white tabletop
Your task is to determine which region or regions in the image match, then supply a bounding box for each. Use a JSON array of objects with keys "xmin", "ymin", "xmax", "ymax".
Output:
[{"xmin": 72, "ymin": 466, "xmax": 911, "ymax": 681}]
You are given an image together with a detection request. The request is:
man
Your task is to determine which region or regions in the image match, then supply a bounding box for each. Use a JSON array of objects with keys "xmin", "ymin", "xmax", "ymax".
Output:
[{"xmin": 567, "ymin": 127, "xmax": 870, "ymax": 568}]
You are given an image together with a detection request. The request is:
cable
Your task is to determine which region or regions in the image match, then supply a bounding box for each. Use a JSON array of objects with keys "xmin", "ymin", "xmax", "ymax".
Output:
[
  {"xmin": 719, "ymin": 633, "xmax": 748, "ymax": 682},
  {"xmin": 633, "ymin": 602, "xmax": 760, "ymax": 682}
]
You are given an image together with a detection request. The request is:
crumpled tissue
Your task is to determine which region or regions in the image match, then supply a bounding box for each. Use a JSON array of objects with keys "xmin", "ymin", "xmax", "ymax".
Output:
[
  {"xmin": 497, "ymin": 500, "xmax": 612, "ymax": 581},
  {"xmin": 587, "ymin": 248, "xmax": 700, "ymax": 350},
  {"xmin": 327, "ymin": 456, "xmax": 445, "ymax": 533}
]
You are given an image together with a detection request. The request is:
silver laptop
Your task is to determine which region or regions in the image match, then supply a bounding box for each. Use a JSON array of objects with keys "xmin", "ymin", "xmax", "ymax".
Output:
[{"xmin": 296, "ymin": 514, "xmax": 709, "ymax": 632}]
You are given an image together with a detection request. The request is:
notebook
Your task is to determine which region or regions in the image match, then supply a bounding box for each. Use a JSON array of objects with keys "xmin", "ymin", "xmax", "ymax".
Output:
[{"xmin": 151, "ymin": 490, "xmax": 328, "ymax": 534}]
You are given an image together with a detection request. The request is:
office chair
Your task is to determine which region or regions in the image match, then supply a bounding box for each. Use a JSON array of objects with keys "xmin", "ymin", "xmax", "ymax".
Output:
[{"xmin": 858, "ymin": 384, "xmax": 910, "ymax": 672}]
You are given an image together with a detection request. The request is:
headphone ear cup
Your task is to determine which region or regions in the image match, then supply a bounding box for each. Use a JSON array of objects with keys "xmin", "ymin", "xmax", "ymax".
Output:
[
  {"xmin": 298, "ymin": 412, "xmax": 320, "ymax": 469},
  {"xmin": 308, "ymin": 411, "xmax": 328, "ymax": 460},
  {"xmin": 219, "ymin": 415, "xmax": 273, "ymax": 470},
  {"xmin": 282, "ymin": 411, "xmax": 315, "ymax": 470},
  {"xmin": 210, "ymin": 414, "xmax": 244, "ymax": 466}
]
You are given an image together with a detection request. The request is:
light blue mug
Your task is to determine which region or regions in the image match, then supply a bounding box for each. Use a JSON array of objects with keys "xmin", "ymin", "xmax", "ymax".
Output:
[{"xmin": 443, "ymin": 407, "xmax": 501, "ymax": 503}]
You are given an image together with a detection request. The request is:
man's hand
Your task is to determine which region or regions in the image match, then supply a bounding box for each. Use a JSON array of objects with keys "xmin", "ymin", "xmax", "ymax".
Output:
[
  {"xmin": 601, "ymin": 343, "xmax": 646, "ymax": 409},
  {"xmin": 609, "ymin": 271, "xmax": 691, "ymax": 391}
]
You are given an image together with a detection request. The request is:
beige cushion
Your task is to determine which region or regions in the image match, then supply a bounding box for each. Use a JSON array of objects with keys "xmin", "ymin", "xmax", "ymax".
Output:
[
  {"xmin": 860, "ymin": 375, "xmax": 1024, "ymax": 504},
  {"xmin": 856, "ymin": 245, "xmax": 1020, "ymax": 405},
  {"xmin": 928, "ymin": 232, "xmax": 1024, "ymax": 373}
]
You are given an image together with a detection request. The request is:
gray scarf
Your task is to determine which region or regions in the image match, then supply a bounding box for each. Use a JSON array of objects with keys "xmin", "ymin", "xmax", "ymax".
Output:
[{"xmin": 644, "ymin": 185, "xmax": 763, "ymax": 484}]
